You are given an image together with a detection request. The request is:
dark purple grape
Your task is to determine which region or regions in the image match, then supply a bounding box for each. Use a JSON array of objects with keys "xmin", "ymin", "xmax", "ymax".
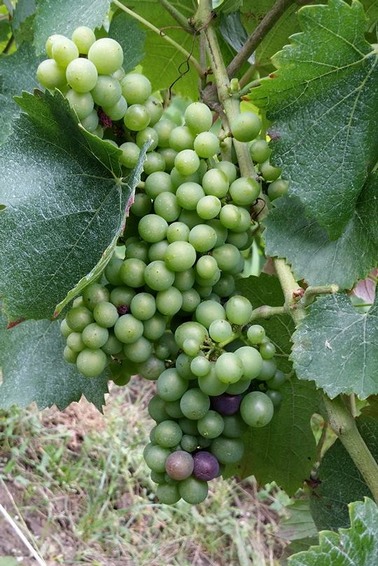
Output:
[
  {"xmin": 165, "ymin": 450, "xmax": 194, "ymax": 480},
  {"xmin": 210, "ymin": 394, "xmax": 242, "ymax": 416},
  {"xmin": 117, "ymin": 304, "xmax": 129, "ymax": 315},
  {"xmin": 193, "ymin": 451, "xmax": 220, "ymax": 481}
]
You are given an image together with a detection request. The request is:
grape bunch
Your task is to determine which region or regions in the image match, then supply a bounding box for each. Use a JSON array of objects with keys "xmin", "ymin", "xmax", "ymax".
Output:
[{"xmin": 42, "ymin": 28, "xmax": 289, "ymax": 504}]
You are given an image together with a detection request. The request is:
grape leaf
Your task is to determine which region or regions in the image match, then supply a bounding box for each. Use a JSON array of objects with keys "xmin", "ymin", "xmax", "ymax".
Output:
[
  {"xmin": 123, "ymin": 1, "xmax": 200, "ymax": 99},
  {"xmin": 108, "ymin": 11, "xmax": 146, "ymax": 73},
  {"xmin": 0, "ymin": 90, "xmax": 144, "ymax": 322},
  {"xmin": 0, "ymin": 43, "xmax": 42, "ymax": 145},
  {"xmin": 291, "ymin": 293, "xmax": 378, "ymax": 399},
  {"xmin": 33, "ymin": 0, "xmax": 111, "ymax": 55},
  {"xmin": 0, "ymin": 317, "xmax": 108, "ymax": 411},
  {"xmin": 231, "ymin": 274, "xmax": 319, "ymax": 493},
  {"xmin": 264, "ymin": 171, "xmax": 378, "ymax": 290},
  {"xmin": 279, "ymin": 497, "xmax": 318, "ymax": 544},
  {"xmin": 251, "ymin": 0, "xmax": 378, "ymax": 240},
  {"xmin": 289, "ymin": 498, "xmax": 378, "ymax": 565},
  {"xmin": 11, "ymin": 0, "xmax": 36, "ymax": 44},
  {"xmin": 225, "ymin": 377, "xmax": 320, "ymax": 495},
  {"xmin": 309, "ymin": 416, "xmax": 378, "ymax": 531}
]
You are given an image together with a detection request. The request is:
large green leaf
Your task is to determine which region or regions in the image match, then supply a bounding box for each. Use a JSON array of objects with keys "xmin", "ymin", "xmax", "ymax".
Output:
[
  {"xmin": 309, "ymin": 416, "xmax": 378, "ymax": 531},
  {"xmin": 0, "ymin": 90, "xmax": 143, "ymax": 322},
  {"xmin": 0, "ymin": 316, "xmax": 108, "ymax": 411},
  {"xmin": 289, "ymin": 498, "xmax": 378, "ymax": 565},
  {"xmin": 124, "ymin": 1, "xmax": 200, "ymax": 99},
  {"xmin": 11, "ymin": 0, "xmax": 36, "ymax": 44},
  {"xmin": 292, "ymin": 293, "xmax": 378, "ymax": 399},
  {"xmin": 230, "ymin": 274, "xmax": 319, "ymax": 493},
  {"xmin": 264, "ymin": 172, "xmax": 378, "ymax": 290},
  {"xmin": 0, "ymin": 43, "xmax": 42, "ymax": 145},
  {"xmin": 251, "ymin": 0, "xmax": 378, "ymax": 240},
  {"xmin": 33, "ymin": 0, "xmax": 111, "ymax": 54}
]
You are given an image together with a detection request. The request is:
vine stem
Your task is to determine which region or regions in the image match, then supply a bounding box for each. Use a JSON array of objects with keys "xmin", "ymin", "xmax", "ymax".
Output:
[
  {"xmin": 323, "ymin": 396, "xmax": 378, "ymax": 503},
  {"xmin": 158, "ymin": 0, "xmax": 194, "ymax": 34},
  {"xmin": 273, "ymin": 258, "xmax": 305, "ymax": 325},
  {"xmin": 112, "ymin": 0, "xmax": 203, "ymax": 76},
  {"xmin": 249, "ymin": 305, "xmax": 287, "ymax": 321}
]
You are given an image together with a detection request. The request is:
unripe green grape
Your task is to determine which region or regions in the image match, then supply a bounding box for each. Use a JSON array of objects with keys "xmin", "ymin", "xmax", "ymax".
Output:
[
  {"xmin": 195, "ymin": 255, "xmax": 218, "ymax": 281},
  {"xmin": 121, "ymin": 72, "xmax": 152, "ymax": 104},
  {"xmin": 240, "ymin": 391, "xmax": 274, "ymax": 427},
  {"xmin": 190, "ymin": 356, "xmax": 211, "ymax": 378},
  {"xmin": 154, "ymin": 118, "xmax": 175, "ymax": 148},
  {"xmin": 93, "ymin": 301, "xmax": 119, "ymax": 328},
  {"xmin": 189, "ymin": 224, "xmax": 217, "ymax": 252},
  {"xmin": 66, "ymin": 89, "xmax": 94, "ymax": 119},
  {"xmin": 156, "ymin": 483, "xmax": 181, "ymax": 504},
  {"xmin": 219, "ymin": 204, "xmax": 242, "ymax": 231},
  {"xmin": 197, "ymin": 410, "xmax": 224, "ymax": 439},
  {"xmin": 148, "ymin": 395, "xmax": 170, "ymax": 422},
  {"xmin": 63, "ymin": 345, "xmax": 78, "ymax": 363},
  {"xmin": 234, "ymin": 346, "xmax": 263, "ymax": 380},
  {"xmin": 184, "ymin": 102, "xmax": 213, "ymax": 134},
  {"xmin": 266, "ymin": 389, "xmax": 283, "ymax": 407},
  {"xmin": 143, "ymin": 443, "xmax": 170, "ymax": 473},
  {"xmin": 157, "ymin": 368, "xmax": 188, "ymax": 402},
  {"xmin": 169, "ymin": 125, "xmax": 195, "ymax": 151},
  {"xmin": 174, "ymin": 268, "xmax": 195, "ymax": 291},
  {"xmin": 76, "ymin": 348, "xmax": 107, "ymax": 377},
  {"xmin": 65, "ymin": 58, "xmax": 98, "ymax": 92},
  {"xmin": 91, "ymin": 75, "xmax": 122, "ymax": 107},
  {"xmin": 249, "ymin": 139, "xmax": 271, "ymax": 163},
  {"xmin": 71, "ymin": 26, "xmax": 96, "ymax": 54},
  {"xmin": 181, "ymin": 435, "xmax": 199, "ymax": 452},
  {"xmin": 196, "ymin": 195, "xmax": 221, "ymax": 220},
  {"xmin": 180, "ymin": 388, "xmax": 210, "ymax": 420},
  {"xmin": 138, "ymin": 355, "xmax": 166, "ymax": 381},
  {"xmin": 175, "ymin": 353, "xmax": 195, "ymax": 380},
  {"xmin": 123, "ymin": 335, "xmax": 153, "ymax": 363},
  {"xmin": 210, "ymin": 436, "xmax": 244, "ymax": 465},
  {"xmin": 101, "ymin": 333, "xmax": 123, "ymax": 355},
  {"xmin": 60, "ymin": 318, "xmax": 73, "ymax": 338},
  {"xmin": 166, "ymin": 222, "xmax": 190, "ymax": 243},
  {"xmin": 198, "ymin": 365, "xmax": 228, "ymax": 396},
  {"xmin": 202, "ymin": 169, "xmax": 229, "ymax": 198},
  {"xmin": 182, "ymin": 337, "xmax": 201, "ymax": 357},
  {"xmin": 268, "ymin": 179, "xmax": 289, "ymax": 200},
  {"xmin": 80, "ymin": 109, "xmax": 99, "ymax": 132},
  {"xmin": 144, "ymin": 171, "xmax": 173, "ymax": 199},
  {"xmin": 119, "ymin": 142, "xmax": 140, "ymax": 168},
  {"xmin": 136, "ymin": 127, "xmax": 159, "ymax": 151},
  {"xmin": 229, "ymin": 176, "xmax": 260, "ymax": 206},
  {"xmin": 130, "ymin": 292, "xmax": 156, "ymax": 321},
  {"xmin": 66, "ymin": 331, "xmax": 85, "ymax": 353},
  {"xmin": 176, "ymin": 182, "xmax": 205, "ymax": 211},
  {"xmin": 174, "ymin": 149, "xmax": 200, "ymax": 176},
  {"xmin": 193, "ymin": 131, "xmax": 220, "ymax": 158},
  {"xmin": 174, "ymin": 321, "xmax": 208, "ymax": 350},
  {"xmin": 148, "ymin": 240, "xmax": 169, "ymax": 262},
  {"xmin": 226, "ymin": 230, "xmax": 250, "ymax": 250},
  {"xmin": 207, "ymin": 219, "xmax": 228, "ymax": 248},
  {"xmin": 212, "ymin": 244, "xmax": 241, "ymax": 272},
  {"xmin": 258, "ymin": 359, "xmax": 277, "ymax": 381},
  {"xmin": 45, "ymin": 34, "xmax": 66, "ymax": 57},
  {"xmin": 144, "ymin": 260, "xmax": 175, "ymax": 291},
  {"xmin": 247, "ymin": 324, "xmax": 266, "ymax": 345},
  {"xmin": 138, "ymin": 214, "xmax": 168, "ymax": 243},
  {"xmin": 222, "ymin": 414, "xmax": 247, "ymax": 438},
  {"xmin": 124, "ymin": 104, "xmax": 150, "ymax": 131},
  {"xmin": 103, "ymin": 256, "xmax": 123, "ymax": 286},
  {"xmin": 88, "ymin": 38, "xmax": 124, "ymax": 75},
  {"xmin": 156, "ymin": 287, "xmax": 183, "ymax": 316},
  {"xmin": 143, "ymin": 313, "xmax": 167, "ymax": 341},
  {"xmin": 37, "ymin": 59, "xmax": 67, "ymax": 89},
  {"xmin": 164, "ymin": 241, "xmax": 197, "ymax": 272},
  {"xmin": 114, "ymin": 314, "xmax": 144, "ymax": 344},
  {"xmin": 164, "ymin": 400, "xmax": 184, "ymax": 419},
  {"xmin": 119, "ymin": 258, "xmax": 146, "ymax": 288},
  {"xmin": 154, "ymin": 420, "xmax": 183, "ymax": 448},
  {"xmin": 144, "ymin": 95, "xmax": 164, "ymax": 126},
  {"xmin": 231, "ymin": 111, "xmax": 261, "ymax": 142},
  {"xmin": 195, "ymin": 284, "xmax": 213, "ymax": 299},
  {"xmin": 110, "ymin": 285, "xmax": 135, "ymax": 309},
  {"xmin": 81, "ymin": 322, "xmax": 109, "ymax": 349},
  {"xmin": 208, "ymin": 319, "xmax": 233, "ymax": 343},
  {"xmin": 154, "ymin": 192, "xmax": 181, "ymax": 222},
  {"xmin": 130, "ymin": 193, "xmax": 152, "ymax": 218},
  {"xmin": 143, "ymin": 152, "xmax": 166, "ymax": 174},
  {"xmin": 214, "ymin": 161, "xmax": 238, "ymax": 184},
  {"xmin": 268, "ymin": 370, "xmax": 287, "ymax": 390},
  {"xmin": 260, "ymin": 341, "xmax": 276, "ymax": 360},
  {"xmin": 225, "ymin": 295, "xmax": 253, "ymax": 325},
  {"xmin": 66, "ymin": 305, "xmax": 93, "ymax": 331},
  {"xmin": 178, "ymin": 209, "xmax": 202, "ymax": 230},
  {"xmin": 260, "ymin": 160, "xmax": 282, "ymax": 181},
  {"xmin": 52, "ymin": 36, "xmax": 79, "ymax": 68},
  {"xmin": 179, "ymin": 477, "xmax": 208, "ymax": 504},
  {"xmin": 112, "ymin": 68, "xmax": 126, "ymax": 81},
  {"xmin": 215, "ymin": 352, "xmax": 244, "ymax": 384},
  {"xmin": 195, "ymin": 300, "xmax": 225, "ymax": 329},
  {"xmin": 212, "ymin": 274, "xmax": 236, "ymax": 297},
  {"xmin": 103, "ymin": 96, "xmax": 128, "ymax": 121},
  {"xmin": 171, "ymin": 168, "xmax": 200, "ymax": 190}
]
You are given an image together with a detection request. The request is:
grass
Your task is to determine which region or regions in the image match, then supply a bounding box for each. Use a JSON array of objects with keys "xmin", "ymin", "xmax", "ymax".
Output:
[{"xmin": 0, "ymin": 377, "xmax": 290, "ymax": 565}]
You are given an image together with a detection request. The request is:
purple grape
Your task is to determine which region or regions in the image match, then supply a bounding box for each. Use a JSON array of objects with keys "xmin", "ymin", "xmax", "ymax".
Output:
[
  {"xmin": 117, "ymin": 304, "xmax": 129, "ymax": 315},
  {"xmin": 193, "ymin": 451, "xmax": 220, "ymax": 481},
  {"xmin": 210, "ymin": 394, "xmax": 242, "ymax": 416},
  {"xmin": 165, "ymin": 450, "xmax": 194, "ymax": 480}
]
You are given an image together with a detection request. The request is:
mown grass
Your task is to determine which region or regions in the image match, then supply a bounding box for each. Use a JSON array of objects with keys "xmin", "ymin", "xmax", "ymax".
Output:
[{"xmin": 0, "ymin": 377, "xmax": 290, "ymax": 565}]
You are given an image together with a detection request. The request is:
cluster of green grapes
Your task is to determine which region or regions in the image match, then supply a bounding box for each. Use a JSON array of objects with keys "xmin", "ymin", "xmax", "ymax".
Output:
[{"xmin": 43, "ymin": 28, "xmax": 289, "ymax": 504}]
